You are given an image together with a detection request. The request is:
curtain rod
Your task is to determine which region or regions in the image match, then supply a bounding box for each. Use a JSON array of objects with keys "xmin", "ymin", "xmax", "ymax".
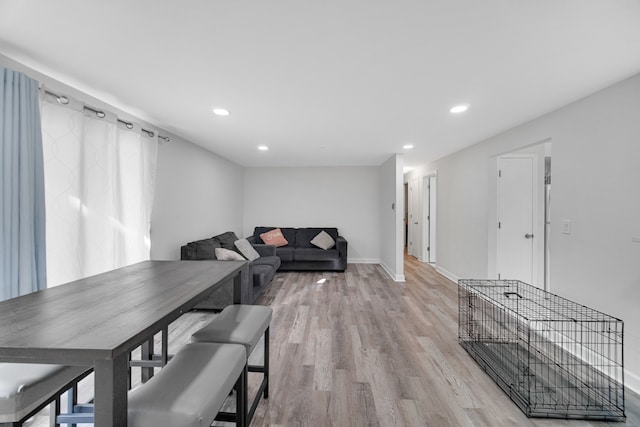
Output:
[{"xmin": 43, "ymin": 89, "xmax": 170, "ymax": 142}]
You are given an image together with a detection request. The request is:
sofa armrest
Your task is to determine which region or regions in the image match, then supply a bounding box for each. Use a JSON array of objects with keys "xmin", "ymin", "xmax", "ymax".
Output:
[
  {"xmin": 180, "ymin": 245, "xmax": 190, "ymax": 260},
  {"xmin": 253, "ymin": 243, "xmax": 276, "ymax": 257},
  {"xmin": 336, "ymin": 236, "xmax": 348, "ymax": 259}
]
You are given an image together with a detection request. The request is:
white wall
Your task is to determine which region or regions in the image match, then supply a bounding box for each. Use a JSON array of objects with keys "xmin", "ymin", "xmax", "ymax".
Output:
[
  {"xmin": 412, "ymin": 143, "xmax": 492, "ymax": 281},
  {"xmin": 243, "ymin": 166, "xmax": 380, "ymax": 263},
  {"xmin": 551, "ymin": 75, "xmax": 640, "ymax": 390},
  {"xmin": 379, "ymin": 155, "xmax": 405, "ymax": 281},
  {"xmin": 407, "ymin": 73, "xmax": 640, "ymax": 391},
  {"xmin": 150, "ymin": 140, "xmax": 244, "ymax": 260}
]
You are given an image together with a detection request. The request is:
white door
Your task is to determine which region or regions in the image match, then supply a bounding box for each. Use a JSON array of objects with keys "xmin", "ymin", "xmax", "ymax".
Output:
[
  {"xmin": 408, "ymin": 177, "xmax": 422, "ymax": 259},
  {"xmin": 497, "ymin": 157, "xmax": 535, "ymax": 284}
]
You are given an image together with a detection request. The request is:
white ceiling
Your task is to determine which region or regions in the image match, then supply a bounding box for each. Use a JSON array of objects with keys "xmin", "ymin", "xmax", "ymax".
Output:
[{"xmin": 1, "ymin": 1, "xmax": 639, "ymax": 169}]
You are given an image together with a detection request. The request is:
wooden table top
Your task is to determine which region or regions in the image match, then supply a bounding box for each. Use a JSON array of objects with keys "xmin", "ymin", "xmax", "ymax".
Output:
[{"xmin": 0, "ymin": 260, "xmax": 246, "ymax": 364}]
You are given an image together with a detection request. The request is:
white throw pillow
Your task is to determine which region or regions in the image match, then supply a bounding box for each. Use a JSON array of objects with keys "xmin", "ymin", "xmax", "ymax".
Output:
[
  {"xmin": 234, "ymin": 238, "xmax": 260, "ymax": 261},
  {"xmin": 215, "ymin": 247, "xmax": 246, "ymax": 261},
  {"xmin": 310, "ymin": 230, "xmax": 336, "ymax": 250}
]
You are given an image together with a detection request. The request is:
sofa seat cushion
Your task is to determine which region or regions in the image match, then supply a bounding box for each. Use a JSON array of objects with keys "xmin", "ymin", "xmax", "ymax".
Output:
[
  {"xmin": 293, "ymin": 248, "xmax": 340, "ymax": 262},
  {"xmin": 252, "ymin": 255, "xmax": 281, "ymax": 271},
  {"xmin": 295, "ymin": 228, "xmax": 339, "ymax": 248},
  {"xmin": 275, "ymin": 247, "xmax": 294, "ymax": 262}
]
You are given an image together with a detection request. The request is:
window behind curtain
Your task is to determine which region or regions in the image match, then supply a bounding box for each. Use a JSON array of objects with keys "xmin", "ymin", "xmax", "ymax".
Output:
[{"xmin": 40, "ymin": 94, "xmax": 158, "ymax": 286}]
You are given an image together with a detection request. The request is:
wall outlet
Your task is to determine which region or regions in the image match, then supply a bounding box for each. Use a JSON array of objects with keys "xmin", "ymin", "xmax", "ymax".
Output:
[{"xmin": 562, "ymin": 220, "xmax": 572, "ymax": 235}]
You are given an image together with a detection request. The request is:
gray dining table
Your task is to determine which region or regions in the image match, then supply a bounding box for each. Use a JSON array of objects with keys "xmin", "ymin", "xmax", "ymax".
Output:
[{"xmin": 0, "ymin": 259, "xmax": 248, "ymax": 426}]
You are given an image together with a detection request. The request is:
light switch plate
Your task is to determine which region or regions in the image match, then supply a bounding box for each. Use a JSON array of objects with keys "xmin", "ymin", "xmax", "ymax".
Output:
[{"xmin": 562, "ymin": 220, "xmax": 572, "ymax": 235}]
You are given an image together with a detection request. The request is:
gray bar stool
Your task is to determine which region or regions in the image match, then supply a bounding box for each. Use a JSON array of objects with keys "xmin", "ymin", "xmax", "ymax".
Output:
[
  {"xmin": 191, "ymin": 304, "xmax": 272, "ymax": 425},
  {"xmin": 128, "ymin": 342, "xmax": 246, "ymax": 427},
  {"xmin": 0, "ymin": 363, "xmax": 91, "ymax": 427}
]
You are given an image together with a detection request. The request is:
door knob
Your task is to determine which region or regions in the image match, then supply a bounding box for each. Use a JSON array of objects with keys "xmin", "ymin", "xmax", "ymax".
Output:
[{"xmin": 525, "ymin": 233, "xmax": 534, "ymax": 239}]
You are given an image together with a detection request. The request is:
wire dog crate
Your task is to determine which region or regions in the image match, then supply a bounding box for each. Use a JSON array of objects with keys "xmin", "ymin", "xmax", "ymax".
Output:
[{"xmin": 458, "ymin": 279, "xmax": 625, "ymax": 421}]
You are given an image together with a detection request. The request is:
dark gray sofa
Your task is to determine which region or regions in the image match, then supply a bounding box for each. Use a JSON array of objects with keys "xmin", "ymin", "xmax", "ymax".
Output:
[
  {"xmin": 180, "ymin": 231, "xmax": 280, "ymax": 309},
  {"xmin": 248, "ymin": 227, "xmax": 347, "ymax": 271}
]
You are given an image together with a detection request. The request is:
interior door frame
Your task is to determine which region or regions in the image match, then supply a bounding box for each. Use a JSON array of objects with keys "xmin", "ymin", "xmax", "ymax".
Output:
[
  {"xmin": 422, "ymin": 172, "xmax": 437, "ymax": 264},
  {"xmin": 496, "ymin": 154, "xmax": 540, "ymax": 286}
]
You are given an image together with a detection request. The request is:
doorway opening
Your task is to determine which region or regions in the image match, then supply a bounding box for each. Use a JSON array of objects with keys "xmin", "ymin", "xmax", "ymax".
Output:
[
  {"xmin": 406, "ymin": 172, "xmax": 437, "ymax": 264},
  {"xmin": 404, "ymin": 182, "xmax": 408, "ymax": 249},
  {"xmin": 544, "ymin": 152, "xmax": 551, "ymax": 291}
]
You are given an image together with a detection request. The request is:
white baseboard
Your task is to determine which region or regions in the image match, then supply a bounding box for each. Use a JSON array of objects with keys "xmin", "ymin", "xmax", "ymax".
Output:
[
  {"xmin": 346, "ymin": 258, "xmax": 405, "ymax": 281},
  {"xmin": 379, "ymin": 261, "xmax": 406, "ymax": 282},
  {"xmin": 435, "ymin": 265, "xmax": 459, "ymax": 284},
  {"xmin": 626, "ymin": 369, "xmax": 640, "ymax": 395},
  {"xmin": 348, "ymin": 258, "xmax": 379, "ymax": 264}
]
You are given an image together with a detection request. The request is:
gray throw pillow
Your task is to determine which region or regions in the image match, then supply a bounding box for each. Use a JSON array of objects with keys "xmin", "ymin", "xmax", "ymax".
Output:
[
  {"xmin": 214, "ymin": 247, "xmax": 246, "ymax": 261},
  {"xmin": 234, "ymin": 238, "xmax": 260, "ymax": 261},
  {"xmin": 310, "ymin": 230, "xmax": 336, "ymax": 250}
]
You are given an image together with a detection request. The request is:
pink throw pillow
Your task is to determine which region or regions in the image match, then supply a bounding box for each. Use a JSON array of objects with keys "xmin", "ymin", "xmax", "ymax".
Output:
[{"xmin": 260, "ymin": 228, "xmax": 289, "ymax": 247}]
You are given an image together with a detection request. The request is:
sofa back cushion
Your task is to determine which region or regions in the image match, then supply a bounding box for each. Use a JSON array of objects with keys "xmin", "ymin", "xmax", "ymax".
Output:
[
  {"xmin": 295, "ymin": 228, "xmax": 339, "ymax": 248},
  {"xmin": 253, "ymin": 227, "xmax": 296, "ymax": 246},
  {"xmin": 212, "ymin": 231, "xmax": 240, "ymax": 251},
  {"xmin": 181, "ymin": 238, "xmax": 221, "ymax": 260}
]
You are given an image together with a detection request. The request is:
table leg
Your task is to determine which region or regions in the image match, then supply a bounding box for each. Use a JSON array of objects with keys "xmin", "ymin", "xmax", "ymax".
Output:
[
  {"xmin": 94, "ymin": 353, "xmax": 129, "ymax": 427},
  {"xmin": 140, "ymin": 338, "xmax": 154, "ymax": 382},
  {"xmin": 160, "ymin": 326, "xmax": 169, "ymax": 366},
  {"xmin": 233, "ymin": 267, "xmax": 244, "ymax": 304}
]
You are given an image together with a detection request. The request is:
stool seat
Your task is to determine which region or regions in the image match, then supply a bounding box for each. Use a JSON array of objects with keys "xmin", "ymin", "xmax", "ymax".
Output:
[
  {"xmin": 191, "ymin": 304, "xmax": 272, "ymax": 426},
  {"xmin": 192, "ymin": 305, "xmax": 272, "ymax": 354},
  {"xmin": 0, "ymin": 363, "xmax": 89, "ymax": 424},
  {"xmin": 128, "ymin": 342, "xmax": 246, "ymax": 427}
]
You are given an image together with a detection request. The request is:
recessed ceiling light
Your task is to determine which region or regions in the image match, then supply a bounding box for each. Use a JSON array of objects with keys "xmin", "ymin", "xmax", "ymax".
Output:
[
  {"xmin": 403, "ymin": 144, "xmax": 414, "ymax": 150},
  {"xmin": 450, "ymin": 105, "xmax": 469, "ymax": 114},
  {"xmin": 212, "ymin": 108, "xmax": 230, "ymax": 116},
  {"xmin": 258, "ymin": 145, "xmax": 269, "ymax": 151}
]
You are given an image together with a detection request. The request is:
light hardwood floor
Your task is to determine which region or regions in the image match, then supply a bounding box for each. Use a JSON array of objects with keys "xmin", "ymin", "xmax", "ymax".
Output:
[
  {"xmin": 25, "ymin": 255, "xmax": 640, "ymax": 426},
  {"xmin": 248, "ymin": 255, "xmax": 639, "ymax": 426}
]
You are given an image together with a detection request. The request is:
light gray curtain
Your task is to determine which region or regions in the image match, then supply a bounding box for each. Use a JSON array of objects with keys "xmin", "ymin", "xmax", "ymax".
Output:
[{"xmin": 0, "ymin": 66, "xmax": 47, "ymax": 300}]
